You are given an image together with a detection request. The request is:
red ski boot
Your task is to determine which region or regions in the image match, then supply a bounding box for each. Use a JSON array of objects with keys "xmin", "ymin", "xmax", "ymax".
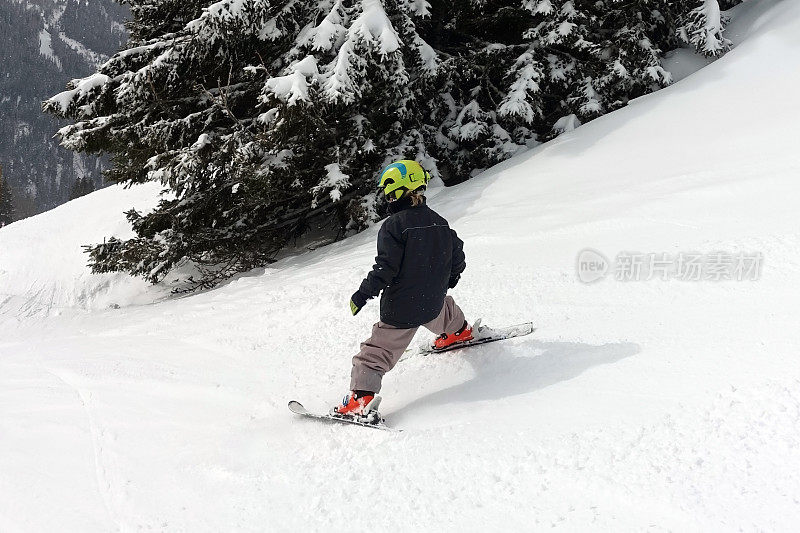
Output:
[
  {"xmin": 332, "ymin": 391, "xmax": 382, "ymax": 423},
  {"xmin": 433, "ymin": 321, "xmax": 474, "ymax": 350}
]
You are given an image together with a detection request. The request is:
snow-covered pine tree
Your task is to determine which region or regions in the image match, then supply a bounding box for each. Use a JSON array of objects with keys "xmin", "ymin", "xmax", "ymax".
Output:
[
  {"xmin": 0, "ymin": 166, "xmax": 13, "ymax": 227},
  {"xmin": 423, "ymin": 0, "xmax": 535, "ymax": 180},
  {"xmin": 46, "ymin": 0, "xmax": 278, "ymax": 286},
  {"xmin": 497, "ymin": 0, "xmax": 677, "ymax": 141},
  {"xmin": 256, "ymin": 0, "xmax": 441, "ymax": 229},
  {"xmin": 597, "ymin": 1, "xmax": 678, "ymax": 108},
  {"xmin": 45, "ymin": 0, "xmax": 442, "ymax": 288},
  {"xmin": 678, "ymin": 0, "xmax": 735, "ymax": 57},
  {"xmin": 45, "ymin": 0, "xmax": 740, "ymax": 288}
]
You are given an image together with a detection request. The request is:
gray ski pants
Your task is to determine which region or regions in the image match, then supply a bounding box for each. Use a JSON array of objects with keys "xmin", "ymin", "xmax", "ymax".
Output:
[{"xmin": 350, "ymin": 295, "xmax": 466, "ymax": 393}]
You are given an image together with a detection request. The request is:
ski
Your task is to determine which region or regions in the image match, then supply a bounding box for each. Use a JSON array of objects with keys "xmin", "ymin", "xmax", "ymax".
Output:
[
  {"xmin": 417, "ymin": 320, "xmax": 535, "ymax": 355},
  {"xmin": 287, "ymin": 400, "xmax": 399, "ymax": 432}
]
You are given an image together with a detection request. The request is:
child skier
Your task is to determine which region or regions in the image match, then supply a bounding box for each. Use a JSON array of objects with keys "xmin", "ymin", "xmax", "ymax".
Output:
[{"xmin": 334, "ymin": 160, "xmax": 473, "ymax": 421}]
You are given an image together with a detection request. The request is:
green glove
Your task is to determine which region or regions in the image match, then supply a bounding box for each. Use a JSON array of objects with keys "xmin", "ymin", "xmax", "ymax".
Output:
[{"xmin": 350, "ymin": 291, "xmax": 367, "ymax": 316}]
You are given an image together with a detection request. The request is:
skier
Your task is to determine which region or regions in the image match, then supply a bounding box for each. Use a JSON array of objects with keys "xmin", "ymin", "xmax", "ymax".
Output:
[{"xmin": 333, "ymin": 160, "xmax": 473, "ymax": 421}]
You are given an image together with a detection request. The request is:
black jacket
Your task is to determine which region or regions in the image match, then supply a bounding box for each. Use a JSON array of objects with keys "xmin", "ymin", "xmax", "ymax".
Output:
[{"xmin": 356, "ymin": 196, "xmax": 465, "ymax": 328}]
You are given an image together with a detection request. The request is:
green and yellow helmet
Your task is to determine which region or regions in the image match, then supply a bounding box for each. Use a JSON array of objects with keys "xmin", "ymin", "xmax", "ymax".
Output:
[{"xmin": 378, "ymin": 160, "xmax": 431, "ymax": 201}]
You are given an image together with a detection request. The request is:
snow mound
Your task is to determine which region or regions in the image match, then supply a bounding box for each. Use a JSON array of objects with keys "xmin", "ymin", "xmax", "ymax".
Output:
[{"xmin": 0, "ymin": 182, "xmax": 164, "ymax": 319}]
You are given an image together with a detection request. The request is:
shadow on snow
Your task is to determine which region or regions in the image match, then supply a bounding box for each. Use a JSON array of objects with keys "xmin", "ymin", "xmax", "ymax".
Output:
[{"xmin": 391, "ymin": 338, "xmax": 641, "ymax": 422}]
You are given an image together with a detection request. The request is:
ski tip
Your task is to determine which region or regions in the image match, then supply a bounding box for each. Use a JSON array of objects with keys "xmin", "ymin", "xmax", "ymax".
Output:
[{"xmin": 287, "ymin": 400, "xmax": 308, "ymax": 415}]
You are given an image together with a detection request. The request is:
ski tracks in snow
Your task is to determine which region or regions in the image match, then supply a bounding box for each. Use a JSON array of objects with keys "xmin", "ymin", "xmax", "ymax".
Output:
[
  {"xmin": 281, "ymin": 379, "xmax": 800, "ymax": 530},
  {"xmin": 38, "ymin": 365, "xmax": 130, "ymax": 531}
]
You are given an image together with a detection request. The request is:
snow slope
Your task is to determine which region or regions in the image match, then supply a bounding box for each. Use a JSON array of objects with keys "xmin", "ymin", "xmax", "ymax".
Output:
[
  {"xmin": 0, "ymin": 181, "xmax": 164, "ymax": 319},
  {"xmin": 2, "ymin": 0, "xmax": 800, "ymax": 530}
]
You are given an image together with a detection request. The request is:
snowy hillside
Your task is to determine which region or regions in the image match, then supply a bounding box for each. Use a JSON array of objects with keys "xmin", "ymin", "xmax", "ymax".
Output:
[{"xmin": 1, "ymin": 0, "xmax": 800, "ymax": 530}]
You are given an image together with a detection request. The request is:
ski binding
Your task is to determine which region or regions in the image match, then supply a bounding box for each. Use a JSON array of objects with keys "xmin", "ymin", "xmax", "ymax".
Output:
[
  {"xmin": 288, "ymin": 400, "xmax": 399, "ymax": 432},
  {"xmin": 419, "ymin": 319, "xmax": 535, "ymax": 355}
]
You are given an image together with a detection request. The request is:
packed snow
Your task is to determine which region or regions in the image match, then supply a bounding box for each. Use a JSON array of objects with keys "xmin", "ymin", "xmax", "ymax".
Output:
[{"xmin": 2, "ymin": 0, "xmax": 800, "ymax": 530}]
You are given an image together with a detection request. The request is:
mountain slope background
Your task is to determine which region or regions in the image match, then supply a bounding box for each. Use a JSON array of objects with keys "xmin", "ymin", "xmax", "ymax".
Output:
[
  {"xmin": 0, "ymin": 0, "xmax": 127, "ymax": 219},
  {"xmin": 1, "ymin": 0, "xmax": 799, "ymax": 530}
]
